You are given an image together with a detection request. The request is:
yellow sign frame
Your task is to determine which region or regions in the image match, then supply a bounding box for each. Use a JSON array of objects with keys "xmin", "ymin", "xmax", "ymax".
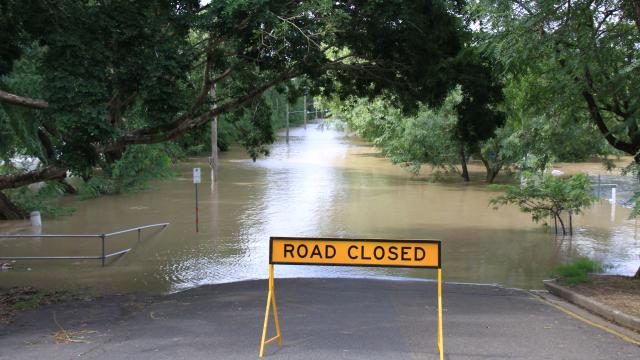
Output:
[{"xmin": 259, "ymin": 237, "xmax": 444, "ymax": 359}]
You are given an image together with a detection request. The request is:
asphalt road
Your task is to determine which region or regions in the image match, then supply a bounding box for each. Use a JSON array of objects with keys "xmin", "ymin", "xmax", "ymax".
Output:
[{"xmin": 1, "ymin": 278, "xmax": 639, "ymax": 359}]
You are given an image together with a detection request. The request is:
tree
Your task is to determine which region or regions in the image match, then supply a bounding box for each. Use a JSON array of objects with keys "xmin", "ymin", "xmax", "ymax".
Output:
[
  {"xmin": 328, "ymin": 85, "xmax": 504, "ymax": 182},
  {"xmin": 450, "ymin": 49, "xmax": 505, "ymax": 181},
  {"xmin": 490, "ymin": 173, "xmax": 597, "ymax": 235},
  {"xmin": 473, "ymin": 0, "xmax": 640, "ymax": 162},
  {"xmin": 0, "ymin": 0, "xmax": 467, "ymax": 216},
  {"xmin": 475, "ymin": 0, "xmax": 640, "ymax": 277},
  {"xmin": 341, "ymin": 93, "xmax": 465, "ymax": 177}
]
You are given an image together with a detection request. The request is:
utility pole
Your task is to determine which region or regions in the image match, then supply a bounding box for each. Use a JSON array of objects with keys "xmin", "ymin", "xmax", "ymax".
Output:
[
  {"xmin": 209, "ymin": 83, "xmax": 218, "ymax": 183},
  {"xmin": 285, "ymin": 102, "xmax": 290, "ymax": 144},
  {"xmin": 303, "ymin": 95, "xmax": 307, "ymax": 130}
]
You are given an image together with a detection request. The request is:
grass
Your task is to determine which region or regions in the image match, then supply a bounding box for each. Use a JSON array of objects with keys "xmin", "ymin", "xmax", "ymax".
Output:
[
  {"xmin": 551, "ymin": 258, "xmax": 603, "ymax": 286},
  {"xmin": 0, "ymin": 287, "xmax": 84, "ymax": 323}
]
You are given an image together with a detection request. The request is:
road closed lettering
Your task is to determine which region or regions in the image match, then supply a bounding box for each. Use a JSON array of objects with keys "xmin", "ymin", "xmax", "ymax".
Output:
[{"xmin": 270, "ymin": 237, "xmax": 440, "ymax": 268}]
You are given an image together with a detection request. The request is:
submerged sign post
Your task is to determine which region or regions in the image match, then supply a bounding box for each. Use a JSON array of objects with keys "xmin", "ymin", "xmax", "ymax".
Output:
[
  {"xmin": 193, "ymin": 168, "xmax": 201, "ymax": 233},
  {"xmin": 259, "ymin": 237, "xmax": 444, "ymax": 359}
]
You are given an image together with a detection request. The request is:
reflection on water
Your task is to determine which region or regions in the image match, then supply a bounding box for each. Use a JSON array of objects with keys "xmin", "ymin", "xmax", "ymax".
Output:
[{"xmin": 0, "ymin": 126, "xmax": 639, "ymax": 293}]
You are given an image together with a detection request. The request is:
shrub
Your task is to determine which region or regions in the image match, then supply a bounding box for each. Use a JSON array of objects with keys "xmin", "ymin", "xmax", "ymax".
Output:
[
  {"xmin": 551, "ymin": 258, "xmax": 603, "ymax": 286},
  {"xmin": 5, "ymin": 181, "xmax": 75, "ymax": 218},
  {"xmin": 78, "ymin": 144, "xmax": 176, "ymax": 198},
  {"xmin": 490, "ymin": 172, "xmax": 597, "ymax": 235}
]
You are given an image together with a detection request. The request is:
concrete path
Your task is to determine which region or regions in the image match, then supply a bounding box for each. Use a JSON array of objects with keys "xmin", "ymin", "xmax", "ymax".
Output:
[{"xmin": 1, "ymin": 278, "xmax": 639, "ymax": 359}]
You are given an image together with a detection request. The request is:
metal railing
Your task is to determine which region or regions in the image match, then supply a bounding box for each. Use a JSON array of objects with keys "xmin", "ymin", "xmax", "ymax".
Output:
[{"xmin": 0, "ymin": 222, "xmax": 169, "ymax": 266}]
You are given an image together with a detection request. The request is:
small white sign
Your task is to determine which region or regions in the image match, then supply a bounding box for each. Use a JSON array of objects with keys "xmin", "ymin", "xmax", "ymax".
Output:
[{"xmin": 193, "ymin": 167, "xmax": 201, "ymax": 184}]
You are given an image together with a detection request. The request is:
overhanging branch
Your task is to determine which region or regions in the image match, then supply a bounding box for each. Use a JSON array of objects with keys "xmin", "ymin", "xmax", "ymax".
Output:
[
  {"xmin": 582, "ymin": 90, "xmax": 636, "ymax": 155},
  {"xmin": 0, "ymin": 90, "xmax": 48, "ymax": 109},
  {"xmin": 0, "ymin": 166, "xmax": 66, "ymax": 190}
]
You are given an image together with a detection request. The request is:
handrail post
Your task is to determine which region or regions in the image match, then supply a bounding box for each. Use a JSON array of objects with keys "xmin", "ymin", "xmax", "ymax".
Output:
[
  {"xmin": 138, "ymin": 228, "xmax": 141, "ymax": 242},
  {"xmin": 101, "ymin": 234, "xmax": 106, "ymax": 266}
]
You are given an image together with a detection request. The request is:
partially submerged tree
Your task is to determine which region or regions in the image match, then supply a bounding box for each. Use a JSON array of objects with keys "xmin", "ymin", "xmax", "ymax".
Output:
[
  {"xmin": 451, "ymin": 49, "xmax": 505, "ymax": 181},
  {"xmin": 327, "ymin": 83, "xmax": 504, "ymax": 182},
  {"xmin": 490, "ymin": 173, "xmax": 597, "ymax": 235}
]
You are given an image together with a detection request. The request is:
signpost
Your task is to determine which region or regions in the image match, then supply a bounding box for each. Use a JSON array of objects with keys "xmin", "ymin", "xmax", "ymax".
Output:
[
  {"xmin": 193, "ymin": 168, "xmax": 201, "ymax": 232},
  {"xmin": 259, "ymin": 237, "xmax": 444, "ymax": 359}
]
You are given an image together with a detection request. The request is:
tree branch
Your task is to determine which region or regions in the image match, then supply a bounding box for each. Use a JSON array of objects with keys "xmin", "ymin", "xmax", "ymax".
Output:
[
  {"xmin": 0, "ymin": 166, "xmax": 66, "ymax": 190},
  {"xmin": 582, "ymin": 90, "xmax": 636, "ymax": 154},
  {"xmin": 0, "ymin": 90, "xmax": 48, "ymax": 109},
  {"xmin": 101, "ymin": 68, "xmax": 304, "ymax": 153}
]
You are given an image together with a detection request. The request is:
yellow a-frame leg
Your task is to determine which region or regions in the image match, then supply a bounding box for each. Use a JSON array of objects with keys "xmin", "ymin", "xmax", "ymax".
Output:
[
  {"xmin": 437, "ymin": 268, "xmax": 444, "ymax": 360},
  {"xmin": 259, "ymin": 264, "xmax": 282, "ymax": 357}
]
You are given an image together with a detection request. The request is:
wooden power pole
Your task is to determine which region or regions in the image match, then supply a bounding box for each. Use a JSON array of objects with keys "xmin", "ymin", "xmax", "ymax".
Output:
[
  {"xmin": 303, "ymin": 95, "xmax": 307, "ymax": 130},
  {"xmin": 210, "ymin": 83, "xmax": 218, "ymax": 182},
  {"xmin": 285, "ymin": 102, "xmax": 290, "ymax": 144}
]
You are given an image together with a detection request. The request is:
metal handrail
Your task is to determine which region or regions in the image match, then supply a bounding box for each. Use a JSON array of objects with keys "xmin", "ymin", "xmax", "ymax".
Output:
[
  {"xmin": 0, "ymin": 222, "xmax": 168, "ymax": 266},
  {"xmin": 0, "ymin": 234, "xmax": 99, "ymax": 238},
  {"xmin": 104, "ymin": 223, "xmax": 169, "ymax": 237}
]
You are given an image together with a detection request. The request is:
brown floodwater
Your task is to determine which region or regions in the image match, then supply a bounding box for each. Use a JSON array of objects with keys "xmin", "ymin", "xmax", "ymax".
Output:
[{"xmin": 0, "ymin": 126, "xmax": 639, "ymax": 294}]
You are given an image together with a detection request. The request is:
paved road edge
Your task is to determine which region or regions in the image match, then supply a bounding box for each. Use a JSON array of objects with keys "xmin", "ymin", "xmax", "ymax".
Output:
[{"xmin": 543, "ymin": 279, "xmax": 640, "ymax": 333}]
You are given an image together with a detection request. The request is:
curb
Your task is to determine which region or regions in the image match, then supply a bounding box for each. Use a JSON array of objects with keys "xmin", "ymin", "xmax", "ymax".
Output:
[{"xmin": 543, "ymin": 280, "xmax": 640, "ymax": 333}]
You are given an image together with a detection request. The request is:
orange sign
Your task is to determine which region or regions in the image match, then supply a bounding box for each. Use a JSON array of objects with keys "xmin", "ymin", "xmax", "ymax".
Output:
[{"xmin": 270, "ymin": 237, "xmax": 441, "ymax": 268}]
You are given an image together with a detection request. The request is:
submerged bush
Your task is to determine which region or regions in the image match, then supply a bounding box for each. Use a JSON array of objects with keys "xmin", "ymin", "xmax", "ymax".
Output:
[
  {"xmin": 490, "ymin": 173, "xmax": 596, "ymax": 235},
  {"xmin": 4, "ymin": 182, "xmax": 75, "ymax": 218},
  {"xmin": 78, "ymin": 144, "xmax": 176, "ymax": 198},
  {"xmin": 110, "ymin": 144, "xmax": 175, "ymax": 192}
]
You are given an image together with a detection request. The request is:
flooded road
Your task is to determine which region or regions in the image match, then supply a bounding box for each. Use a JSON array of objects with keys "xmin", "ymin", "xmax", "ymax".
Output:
[{"xmin": 1, "ymin": 126, "xmax": 639, "ymax": 293}]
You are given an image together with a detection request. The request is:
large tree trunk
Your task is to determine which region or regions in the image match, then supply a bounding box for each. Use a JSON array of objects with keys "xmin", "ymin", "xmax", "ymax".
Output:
[
  {"xmin": 0, "ymin": 192, "xmax": 26, "ymax": 220},
  {"xmin": 479, "ymin": 153, "xmax": 501, "ymax": 184},
  {"xmin": 0, "ymin": 166, "xmax": 67, "ymax": 190},
  {"xmin": 459, "ymin": 146, "xmax": 470, "ymax": 182},
  {"xmin": 0, "ymin": 90, "xmax": 48, "ymax": 109},
  {"xmin": 634, "ymin": 266, "xmax": 640, "ymax": 279},
  {"xmin": 629, "ymin": 0, "xmax": 640, "ymax": 31}
]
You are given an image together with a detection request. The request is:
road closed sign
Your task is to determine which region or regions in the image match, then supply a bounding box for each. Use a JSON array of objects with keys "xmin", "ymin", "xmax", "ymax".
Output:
[{"xmin": 270, "ymin": 237, "xmax": 440, "ymax": 268}]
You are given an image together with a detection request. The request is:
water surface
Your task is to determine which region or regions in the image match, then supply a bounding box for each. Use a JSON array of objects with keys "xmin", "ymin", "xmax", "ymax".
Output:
[{"xmin": 1, "ymin": 126, "xmax": 638, "ymax": 293}]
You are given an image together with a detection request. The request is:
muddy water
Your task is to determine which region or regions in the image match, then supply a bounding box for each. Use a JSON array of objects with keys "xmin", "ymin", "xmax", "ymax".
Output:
[{"xmin": 1, "ymin": 126, "xmax": 639, "ymax": 293}]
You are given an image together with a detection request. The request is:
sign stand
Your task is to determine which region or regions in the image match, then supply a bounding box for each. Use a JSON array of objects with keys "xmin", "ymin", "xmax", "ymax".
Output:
[
  {"xmin": 258, "ymin": 237, "xmax": 444, "ymax": 359},
  {"xmin": 259, "ymin": 264, "xmax": 282, "ymax": 357},
  {"xmin": 437, "ymin": 268, "xmax": 443, "ymax": 360}
]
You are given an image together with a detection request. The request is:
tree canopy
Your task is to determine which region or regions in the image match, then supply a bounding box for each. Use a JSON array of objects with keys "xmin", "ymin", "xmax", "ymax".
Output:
[
  {"xmin": 473, "ymin": 0, "xmax": 640, "ymax": 161},
  {"xmin": 0, "ymin": 0, "xmax": 469, "ymax": 193}
]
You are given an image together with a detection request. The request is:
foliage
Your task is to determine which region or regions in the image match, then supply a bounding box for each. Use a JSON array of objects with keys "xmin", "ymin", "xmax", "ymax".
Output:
[
  {"xmin": 77, "ymin": 176, "xmax": 114, "ymax": 200},
  {"xmin": 0, "ymin": 0, "xmax": 472, "ymax": 209},
  {"xmin": 110, "ymin": 144, "xmax": 176, "ymax": 191},
  {"xmin": 78, "ymin": 144, "xmax": 176, "ymax": 198},
  {"xmin": 490, "ymin": 173, "xmax": 597, "ymax": 234},
  {"xmin": 621, "ymin": 162, "xmax": 640, "ymax": 219},
  {"xmin": 329, "ymin": 93, "xmax": 462, "ymax": 176},
  {"xmin": 0, "ymin": 45, "xmax": 48, "ymax": 163},
  {"xmin": 329, "ymin": 78, "xmax": 506, "ymax": 182},
  {"xmin": 215, "ymin": 96, "xmax": 276, "ymax": 161},
  {"xmin": 3, "ymin": 181, "xmax": 74, "ymax": 218},
  {"xmin": 451, "ymin": 49, "xmax": 505, "ymax": 150},
  {"xmin": 473, "ymin": 0, "xmax": 640, "ymax": 162},
  {"xmin": 551, "ymin": 258, "xmax": 603, "ymax": 286},
  {"xmin": 382, "ymin": 94, "xmax": 463, "ymax": 175}
]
